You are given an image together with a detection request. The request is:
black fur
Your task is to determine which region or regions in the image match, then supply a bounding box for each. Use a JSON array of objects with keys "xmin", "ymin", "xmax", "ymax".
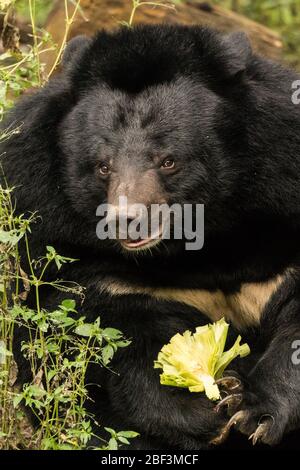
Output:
[{"xmin": 2, "ymin": 24, "xmax": 300, "ymax": 449}]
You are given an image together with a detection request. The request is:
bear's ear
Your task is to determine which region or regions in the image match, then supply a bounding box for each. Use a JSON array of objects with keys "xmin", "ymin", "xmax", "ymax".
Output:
[
  {"xmin": 62, "ymin": 35, "xmax": 91, "ymax": 70},
  {"xmin": 218, "ymin": 31, "xmax": 252, "ymax": 79}
]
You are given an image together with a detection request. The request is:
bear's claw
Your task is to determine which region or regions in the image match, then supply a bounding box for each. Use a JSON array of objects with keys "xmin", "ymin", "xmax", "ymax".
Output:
[
  {"xmin": 210, "ymin": 410, "xmax": 246, "ymax": 445},
  {"xmin": 215, "ymin": 375, "xmax": 242, "ymax": 392},
  {"xmin": 214, "ymin": 393, "xmax": 243, "ymax": 414},
  {"xmin": 249, "ymin": 414, "xmax": 275, "ymax": 445},
  {"xmin": 211, "ymin": 374, "xmax": 277, "ymax": 447}
]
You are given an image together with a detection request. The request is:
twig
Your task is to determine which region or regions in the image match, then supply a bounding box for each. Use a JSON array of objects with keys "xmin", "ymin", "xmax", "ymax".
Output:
[
  {"xmin": 47, "ymin": 0, "xmax": 81, "ymax": 78},
  {"xmin": 128, "ymin": 0, "xmax": 176, "ymax": 27}
]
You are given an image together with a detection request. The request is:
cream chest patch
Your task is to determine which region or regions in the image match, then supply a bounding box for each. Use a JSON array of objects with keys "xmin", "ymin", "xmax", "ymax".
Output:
[{"xmin": 101, "ymin": 273, "xmax": 288, "ymax": 330}]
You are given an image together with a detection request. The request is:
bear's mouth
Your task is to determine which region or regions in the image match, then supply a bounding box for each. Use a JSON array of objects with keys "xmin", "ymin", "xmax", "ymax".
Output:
[{"xmin": 120, "ymin": 225, "xmax": 163, "ymax": 251}]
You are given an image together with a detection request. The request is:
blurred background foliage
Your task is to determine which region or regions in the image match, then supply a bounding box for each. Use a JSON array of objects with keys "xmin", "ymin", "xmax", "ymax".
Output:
[
  {"xmin": 14, "ymin": 0, "xmax": 53, "ymax": 24},
  {"xmin": 7, "ymin": 0, "xmax": 300, "ymax": 70},
  {"xmin": 212, "ymin": 0, "xmax": 300, "ymax": 68},
  {"xmin": 16, "ymin": 0, "xmax": 55, "ymax": 26}
]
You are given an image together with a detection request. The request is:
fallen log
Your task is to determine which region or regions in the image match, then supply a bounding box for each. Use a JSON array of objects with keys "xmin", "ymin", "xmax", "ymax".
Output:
[{"xmin": 43, "ymin": 0, "xmax": 282, "ymax": 72}]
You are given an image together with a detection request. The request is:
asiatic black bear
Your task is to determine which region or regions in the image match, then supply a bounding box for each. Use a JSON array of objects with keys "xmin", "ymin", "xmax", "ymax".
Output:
[{"xmin": 2, "ymin": 25, "xmax": 300, "ymax": 449}]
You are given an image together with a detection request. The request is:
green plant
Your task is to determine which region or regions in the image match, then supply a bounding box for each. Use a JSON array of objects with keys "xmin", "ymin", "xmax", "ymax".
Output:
[
  {"xmin": 0, "ymin": 1, "xmax": 83, "ymax": 120},
  {"xmin": 0, "ymin": 1, "xmax": 139, "ymax": 447},
  {"xmin": 0, "ymin": 178, "xmax": 139, "ymax": 449},
  {"xmin": 0, "ymin": 0, "xmax": 184, "ymax": 450},
  {"xmin": 0, "ymin": 0, "xmax": 55, "ymax": 119}
]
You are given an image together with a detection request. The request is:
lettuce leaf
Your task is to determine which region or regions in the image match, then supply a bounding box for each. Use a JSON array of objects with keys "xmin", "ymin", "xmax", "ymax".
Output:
[{"xmin": 154, "ymin": 318, "xmax": 250, "ymax": 401}]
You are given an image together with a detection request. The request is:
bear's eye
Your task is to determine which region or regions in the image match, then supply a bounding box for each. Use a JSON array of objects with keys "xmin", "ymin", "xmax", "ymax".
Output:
[
  {"xmin": 161, "ymin": 158, "xmax": 175, "ymax": 170},
  {"xmin": 99, "ymin": 163, "xmax": 111, "ymax": 176}
]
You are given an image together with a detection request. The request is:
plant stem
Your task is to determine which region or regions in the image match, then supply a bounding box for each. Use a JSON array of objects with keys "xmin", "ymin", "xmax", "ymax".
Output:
[
  {"xmin": 128, "ymin": 0, "xmax": 175, "ymax": 27},
  {"xmin": 48, "ymin": 0, "xmax": 81, "ymax": 78},
  {"xmin": 28, "ymin": 0, "xmax": 41, "ymax": 85}
]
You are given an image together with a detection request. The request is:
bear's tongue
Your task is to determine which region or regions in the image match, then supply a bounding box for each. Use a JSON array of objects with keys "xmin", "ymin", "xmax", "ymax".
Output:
[
  {"xmin": 123, "ymin": 237, "xmax": 152, "ymax": 248},
  {"xmin": 121, "ymin": 225, "xmax": 163, "ymax": 250}
]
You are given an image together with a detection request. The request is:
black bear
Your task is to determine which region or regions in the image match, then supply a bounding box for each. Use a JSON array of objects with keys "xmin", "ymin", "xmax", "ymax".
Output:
[{"xmin": 2, "ymin": 24, "xmax": 300, "ymax": 450}]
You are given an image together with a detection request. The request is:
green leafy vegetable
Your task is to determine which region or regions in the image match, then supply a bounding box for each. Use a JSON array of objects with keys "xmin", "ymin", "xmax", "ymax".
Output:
[{"xmin": 154, "ymin": 318, "xmax": 250, "ymax": 401}]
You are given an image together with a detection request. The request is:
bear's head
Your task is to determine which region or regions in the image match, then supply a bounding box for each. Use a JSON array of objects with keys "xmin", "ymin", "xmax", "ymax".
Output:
[{"xmin": 57, "ymin": 25, "xmax": 253, "ymax": 254}]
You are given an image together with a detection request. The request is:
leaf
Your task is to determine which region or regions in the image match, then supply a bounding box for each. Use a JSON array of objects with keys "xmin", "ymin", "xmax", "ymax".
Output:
[
  {"xmin": 13, "ymin": 394, "xmax": 23, "ymax": 408},
  {"xmin": 60, "ymin": 317, "xmax": 76, "ymax": 327},
  {"xmin": 117, "ymin": 431, "xmax": 140, "ymax": 438},
  {"xmin": 102, "ymin": 328, "xmax": 123, "ymax": 340},
  {"xmin": 117, "ymin": 436, "xmax": 130, "ymax": 445},
  {"xmin": 154, "ymin": 318, "xmax": 250, "ymax": 401},
  {"xmin": 37, "ymin": 319, "xmax": 49, "ymax": 333},
  {"xmin": 27, "ymin": 384, "xmax": 46, "ymax": 398},
  {"xmin": 102, "ymin": 345, "xmax": 114, "ymax": 365},
  {"xmin": 0, "ymin": 229, "xmax": 23, "ymax": 246},
  {"xmin": 116, "ymin": 340, "xmax": 131, "ymax": 348},
  {"xmin": 104, "ymin": 427, "xmax": 116, "ymax": 437},
  {"xmin": 61, "ymin": 299, "xmax": 76, "ymax": 311},
  {"xmin": 47, "ymin": 369, "xmax": 57, "ymax": 382},
  {"xmin": 75, "ymin": 323, "xmax": 94, "ymax": 337},
  {"xmin": 11, "ymin": 306, "xmax": 34, "ymax": 321},
  {"xmin": 108, "ymin": 438, "xmax": 118, "ymax": 450}
]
